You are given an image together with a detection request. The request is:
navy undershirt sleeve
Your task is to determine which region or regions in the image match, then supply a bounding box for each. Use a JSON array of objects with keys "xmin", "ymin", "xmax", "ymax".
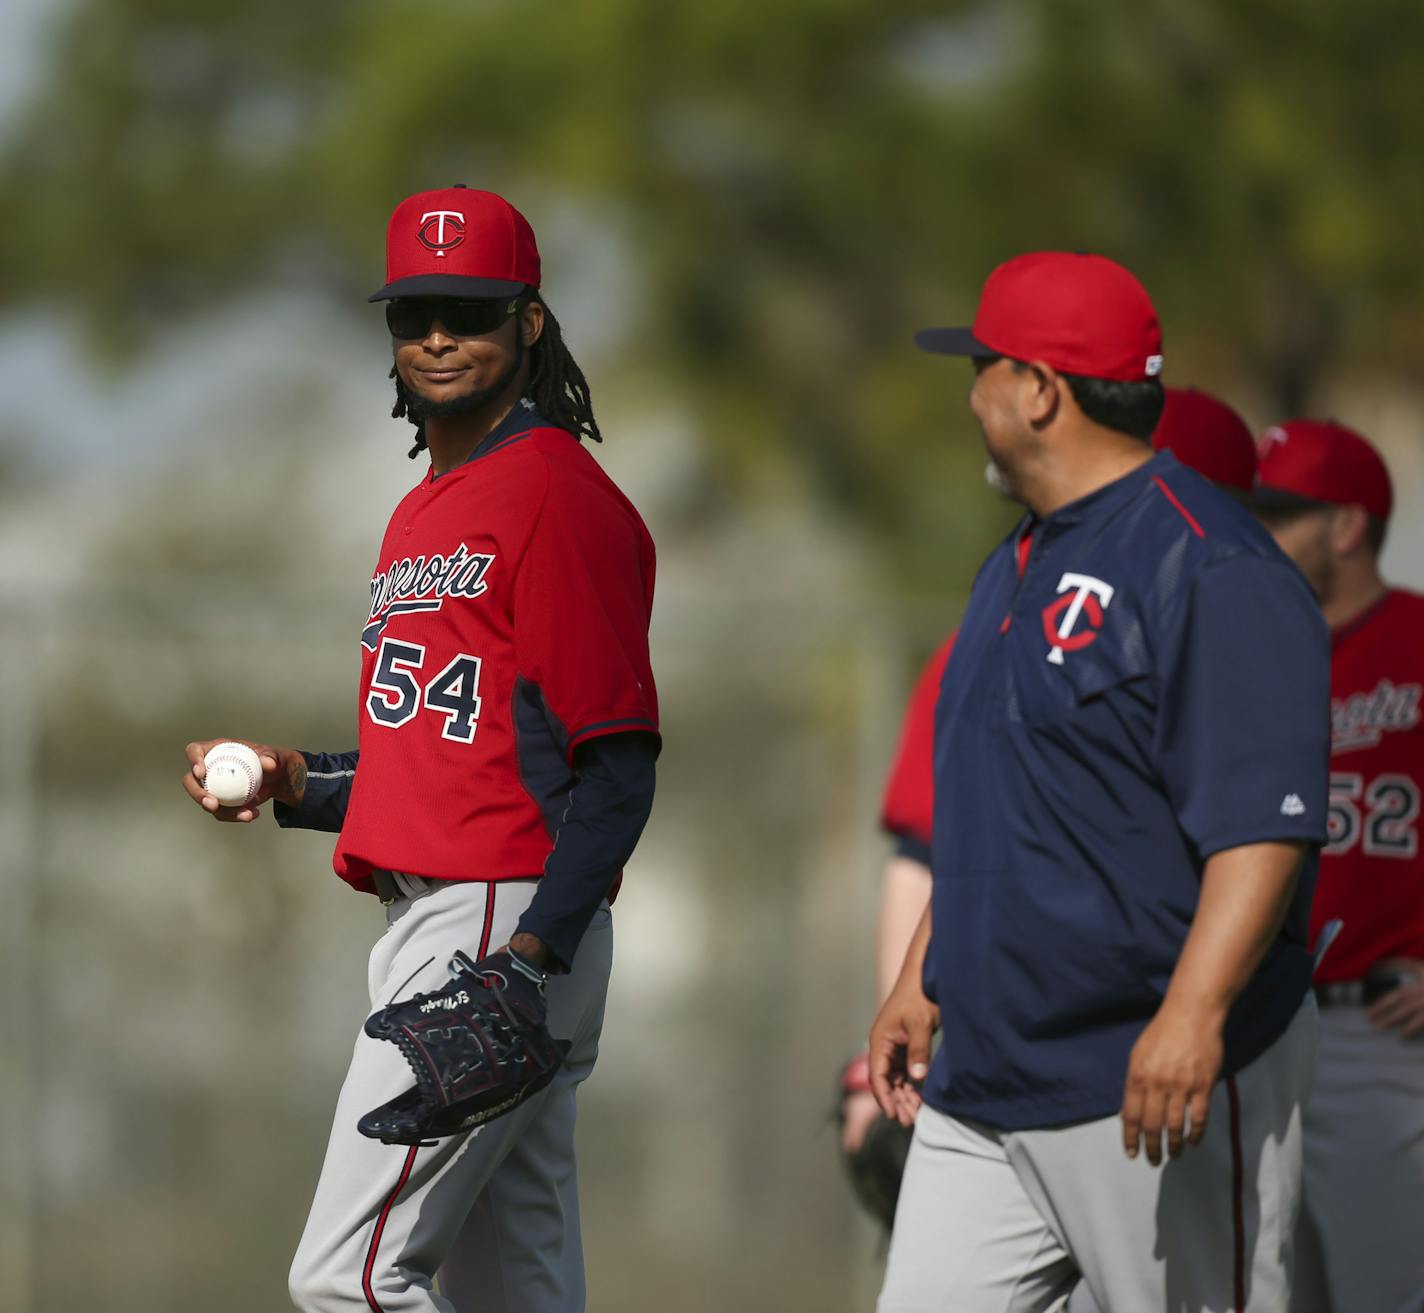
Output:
[
  {"xmin": 273, "ymin": 750, "xmax": 359, "ymax": 833},
  {"xmin": 515, "ymin": 731, "xmax": 658, "ymax": 972},
  {"xmin": 1154, "ymin": 556, "xmax": 1330, "ymax": 855},
  {"xmin": 892, "ymin": 830, "xmax": 933, "ymax": 868}
]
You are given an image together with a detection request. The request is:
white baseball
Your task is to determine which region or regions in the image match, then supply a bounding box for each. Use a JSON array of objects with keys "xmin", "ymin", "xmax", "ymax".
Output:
[{"xmin": 202, "ymin": 742, "xmax": 264, "ymax": 807}]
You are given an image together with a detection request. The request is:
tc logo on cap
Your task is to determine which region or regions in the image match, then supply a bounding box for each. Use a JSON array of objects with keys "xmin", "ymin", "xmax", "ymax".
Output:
[
  {"xmin": 1258, "ymin": 425, "xmax": 1289, "ymax": 457},
  {"xmin": 418, "ymin": 210, "xmax": 466, "ymax": 257}
]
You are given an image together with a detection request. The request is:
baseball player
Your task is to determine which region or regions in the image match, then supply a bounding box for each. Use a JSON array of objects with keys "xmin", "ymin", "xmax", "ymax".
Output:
[
  {"xmin": 840, "ymin": 633, "xmax": 955, "ymax": 1227},
  {"xmin": 1250, "ymin": 420, "xmax": 1424, "ymax": 1313},
  {"xmin": 182, "ymin": 186, "xmax": 659, "ymax": 1313},
  {"xmin": 869, "ymin": 251, "xmax": 1330, "ymax": 1311}
]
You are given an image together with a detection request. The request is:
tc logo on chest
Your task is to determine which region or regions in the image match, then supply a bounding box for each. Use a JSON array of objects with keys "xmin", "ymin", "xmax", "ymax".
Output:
[{"xmin": 1041, "ymin": 573, "xmax": 1115, "ymax": 665}]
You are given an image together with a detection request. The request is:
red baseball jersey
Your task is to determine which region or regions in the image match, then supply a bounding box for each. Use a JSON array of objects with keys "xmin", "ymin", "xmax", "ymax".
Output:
[
  {"xmin": 333, "ymin": 419, "xmax": 658, "ymax": 893},
  {"xmin": 879, "ymin": 633, "xmax": 957, "ymax": 849},
  {"xmin": 1312, "ymin": 589, "xmax": 1424, "ymax": 980}
]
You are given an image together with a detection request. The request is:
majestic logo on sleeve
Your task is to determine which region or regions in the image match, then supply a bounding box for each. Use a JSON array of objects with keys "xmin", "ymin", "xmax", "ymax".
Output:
[
  {"xmin": 417, "ymin": 210, "xmax": 466, "ymax": 257},
  {"xmin": 362, "ymin": 544, "xmax": 495, "ymax": 651},
  {"xmin": 1332, "ymin": 678, "xmax": 1422, "ymax": 752},
  {"xmin": 1042, "ymin": 573, "xmax": 1115, "ymax": 665}
]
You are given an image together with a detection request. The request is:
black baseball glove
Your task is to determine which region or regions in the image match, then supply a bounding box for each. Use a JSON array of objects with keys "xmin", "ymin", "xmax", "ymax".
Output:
[
  {"xmin": 837, "ymin": 1052, "xmax": 913, "ymax": 1231},
  {"xmin": 357, "ymin": 949, "xmax": 567, "ymax": 1145},
  {"xmin": 844, "ymin": 1113, "xmax": 913, "ymax": 1230}
]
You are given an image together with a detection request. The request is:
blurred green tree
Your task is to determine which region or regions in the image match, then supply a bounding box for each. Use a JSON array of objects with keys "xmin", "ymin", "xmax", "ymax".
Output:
[{"xmin": 5, "ymin": 0, "xmax": 1423, "ymax": 594}]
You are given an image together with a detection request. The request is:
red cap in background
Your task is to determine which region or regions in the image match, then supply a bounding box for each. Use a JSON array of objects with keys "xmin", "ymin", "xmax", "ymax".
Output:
[
  {"xmin": 369, "ymin": 185, "xmax": 541, "ymax": 302},
  {"xmin": 916, "ymin": 251, "xmax": 1163, "ymax": 383},
  {"xmin": 1254, "ymin": 419, "xmax": 1393, "ymax": 522},
  {"xmin": 1152, "ymin": 387, "xmax": 1257, "ymax": 492}
]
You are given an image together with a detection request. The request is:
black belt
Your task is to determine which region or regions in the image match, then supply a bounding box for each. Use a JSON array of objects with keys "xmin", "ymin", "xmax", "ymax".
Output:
[
  {"xmin": 372, "ymin": 870, "xmax": 429, "ymax": 906},
  {"xmin": 1314, "ymin": 970, "xmax": 1413, "ymax": 1008}
]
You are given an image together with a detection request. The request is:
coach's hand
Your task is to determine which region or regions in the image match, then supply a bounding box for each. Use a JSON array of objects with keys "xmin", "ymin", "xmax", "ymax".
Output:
[
  {"xmin": 1120, "ymin": 1002, "xmax": 1223, "ymax": 1167},
  {"xmin": 869, "ymin": 974, "xmax": 940, "ymax": 1129},
  {"xmin": 182, "ymin": 739, "xmax": 307, "ymax": 824}
]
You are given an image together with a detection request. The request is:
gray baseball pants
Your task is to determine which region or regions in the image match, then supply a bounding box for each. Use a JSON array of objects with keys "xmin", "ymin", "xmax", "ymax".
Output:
[
  {"xmin": 879, "ymin": 998, "xmax": 1316, "ymax": 1312},
  {"xmin": 1290, "ymin": 1004, "xmax": 1424, "ymax": 1313},
  {"xmin": 287, "ymin": 876, "xmax": 612, "ymax": 1313}
]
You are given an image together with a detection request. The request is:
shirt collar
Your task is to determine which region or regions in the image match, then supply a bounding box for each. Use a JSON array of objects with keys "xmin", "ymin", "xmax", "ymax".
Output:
[
  {"xmin": 1331, "ymin": 588, "xmax": 1394, "ymax": 648},
  {"xmin": 1037, "ymin": 447, "xmax": 1174, "ymax": 533},
  {"xmin": 428, "ymin": 397, "xmax": 546, "ymax": 481},
  {"xmin": 464, "ymin": 396, "xmax": 545, "ymax": 464}
]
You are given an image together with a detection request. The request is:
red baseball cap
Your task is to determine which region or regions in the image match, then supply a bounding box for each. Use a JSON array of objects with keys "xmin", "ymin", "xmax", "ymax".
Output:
[
  {"xmin": 368, "ymin": 185, "xmax": 541, "ymax": 302},
  {"xmin": 1152, "ymin": 387, "xmax": 1256, "ymax": 492},
  {"xmin": 1254, "ymin": 419, "xmax": 1393, "ymax": 522},
  {"xmin": 916, "ymin": 251, "xmax": 1164, "ymax": 383}
]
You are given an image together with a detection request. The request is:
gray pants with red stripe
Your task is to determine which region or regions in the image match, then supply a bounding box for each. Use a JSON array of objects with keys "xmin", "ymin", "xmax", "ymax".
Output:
[
  {"xmin": 288, "ymin": 877, "xmax": 612, "ymax": 1313},
  {"xmin": 1291, "ymin": 1003, "xmax": 1424, "ymax": 1313},
  {"xmin": 878, "ymin": 998, "xmax": 1316, "ymax": 1312}
]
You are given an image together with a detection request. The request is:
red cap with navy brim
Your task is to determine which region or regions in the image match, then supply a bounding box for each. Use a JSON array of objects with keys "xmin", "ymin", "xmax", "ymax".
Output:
[
  {"xmin": 916, "ymin": 251, "xmax": 1164, "ymax": 383},
  {"xmin": 369, "ymin": 185, "xmax": 541, "ymax": 302},
  {"xmin": 1254, "ymin": 419, "xmax": 1393, "ymax": 522},
  {"xmin": 1152, "ymin": 387, "xmax": 1257, "ymax": 492}
]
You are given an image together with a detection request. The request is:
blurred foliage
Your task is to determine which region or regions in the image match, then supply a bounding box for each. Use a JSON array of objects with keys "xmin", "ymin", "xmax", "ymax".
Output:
[{"xmin": 5, "ymin": 0, "xmax": 1424, "ymax": 595}]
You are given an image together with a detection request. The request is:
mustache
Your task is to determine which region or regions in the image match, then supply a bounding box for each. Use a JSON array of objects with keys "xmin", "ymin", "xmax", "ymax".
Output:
[{"xmin": 399, "ymin": 336, "xmax": 526, "ymax": 424}]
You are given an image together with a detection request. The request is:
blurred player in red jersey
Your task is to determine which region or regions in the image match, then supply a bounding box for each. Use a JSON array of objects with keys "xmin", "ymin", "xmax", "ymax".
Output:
[
  {"xmin": 839, "ymin": 633, "xmax": 954, "ymax": 1227},
  {"xmin": 1252, "ymin": 420, "xmax": 1424, "ymax": 1313},
  {"xmin": 838, "ymin": 385, "xmax": 1258, "ymax": 1238}
]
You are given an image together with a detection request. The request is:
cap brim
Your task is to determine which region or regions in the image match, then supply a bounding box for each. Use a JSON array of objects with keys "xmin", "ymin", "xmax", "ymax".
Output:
[
  {"xmin": 368, "ymin": 274, "xmax": 530, "ymax": 302},
  {"xmin": 1248, "ymin": 485, "xmax": 1332, "ymax": 515},
  {"xmin": 914, "ymin": 327, "xmax": 997, "ymax": 357}
]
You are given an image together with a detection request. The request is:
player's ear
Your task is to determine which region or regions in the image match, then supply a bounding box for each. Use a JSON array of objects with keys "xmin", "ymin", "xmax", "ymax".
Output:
[
  {"xmin": 1330, "ymin": 503, "xmax": 1371, "ymax": 557},
  {"xmin": 1021, "ymin": 360, "xmax": 1062, "ymax": 429},
  {"xmin": 520, "ymin": 298, "xmax": 545, "ymax": 349}
]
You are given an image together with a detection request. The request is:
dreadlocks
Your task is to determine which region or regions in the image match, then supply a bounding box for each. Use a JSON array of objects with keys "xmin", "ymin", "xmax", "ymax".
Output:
[{"xmin": 390, "ymin": 293, "xmax": 601, "ymax": 459}]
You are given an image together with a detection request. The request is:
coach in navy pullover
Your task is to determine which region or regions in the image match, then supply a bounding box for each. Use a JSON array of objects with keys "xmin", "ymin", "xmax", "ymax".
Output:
[
  {"xmin": 869, "ymin": 254, "xmax": 1330, "ymax": 1173},
  {"xmin": 924, "ymin": 447, "xmax": 1326, "ymax": 1130}
]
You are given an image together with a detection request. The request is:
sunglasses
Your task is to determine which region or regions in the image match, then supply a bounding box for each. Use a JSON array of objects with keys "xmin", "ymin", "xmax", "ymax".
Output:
[{"xmin": 385, "ymin": 297, "xmax": 521, "ymax": 340}]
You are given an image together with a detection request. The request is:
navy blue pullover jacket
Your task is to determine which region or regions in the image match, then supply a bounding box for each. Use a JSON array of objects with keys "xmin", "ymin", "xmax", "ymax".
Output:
[{"xmin": 925, "ymin": 450, "xmax": 1329, "ymax": 1130}]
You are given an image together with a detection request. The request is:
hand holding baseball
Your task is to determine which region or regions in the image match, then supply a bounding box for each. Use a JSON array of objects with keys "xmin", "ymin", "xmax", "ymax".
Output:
[{"xmin": 183, "ymin": 738, "xmax": 307, "ymax": 823}]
